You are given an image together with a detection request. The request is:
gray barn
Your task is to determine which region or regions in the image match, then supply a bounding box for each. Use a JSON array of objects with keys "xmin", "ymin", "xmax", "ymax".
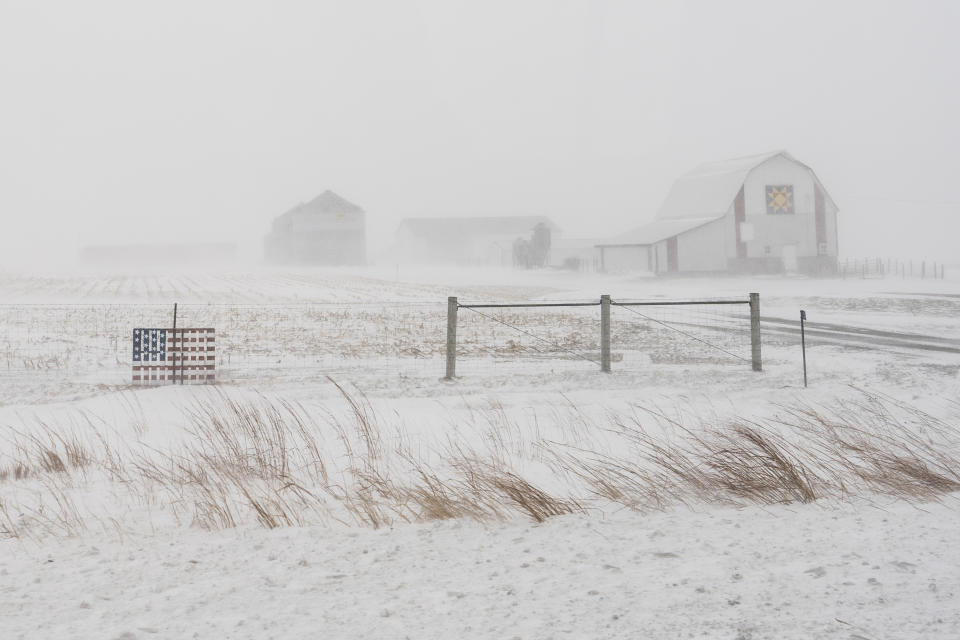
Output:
[{"xmin": 264, "ymin": 190, "xmax": 366, "ymax": 265}]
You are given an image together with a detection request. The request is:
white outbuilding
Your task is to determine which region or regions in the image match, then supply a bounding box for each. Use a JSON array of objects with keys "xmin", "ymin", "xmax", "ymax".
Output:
[{"xmin": 597, "ymin": 151, "xmax": 839, "ymax": 275}]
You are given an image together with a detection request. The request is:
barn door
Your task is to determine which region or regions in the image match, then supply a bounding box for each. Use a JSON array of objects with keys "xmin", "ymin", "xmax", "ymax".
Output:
[
  {"xmin": 666, "ymin": 236, "xmax": 679, "ymax": 272},
  {"xmin": 782, "ymin": 245, "xmax": 798, "ymax": 274}
]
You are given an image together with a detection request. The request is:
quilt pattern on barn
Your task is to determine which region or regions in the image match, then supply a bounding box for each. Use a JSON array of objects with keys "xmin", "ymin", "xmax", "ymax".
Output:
[{"xmin": 766, "ymin": 185, "xmax": 794, "ymax": 214}]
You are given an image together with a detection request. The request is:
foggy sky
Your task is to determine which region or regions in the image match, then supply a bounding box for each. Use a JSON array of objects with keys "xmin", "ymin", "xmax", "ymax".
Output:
[{"xmin": 1, "ymin": 0, "xmax": 958, "ymax": 267}]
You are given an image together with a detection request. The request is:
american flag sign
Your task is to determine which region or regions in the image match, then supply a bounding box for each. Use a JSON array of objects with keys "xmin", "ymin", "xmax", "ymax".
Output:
[{"xmin": 132, "ymin": 327, "xmax": 216, "ymax": 384}]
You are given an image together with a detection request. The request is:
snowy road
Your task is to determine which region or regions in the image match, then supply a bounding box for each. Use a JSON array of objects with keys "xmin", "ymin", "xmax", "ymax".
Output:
[{"xmin": 761, "ymin": 316, "xmax": 960, "ymax": 354}]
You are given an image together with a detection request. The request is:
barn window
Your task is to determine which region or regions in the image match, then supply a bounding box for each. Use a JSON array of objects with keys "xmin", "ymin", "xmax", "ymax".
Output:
[{"xmin": 766, "ymin": 185, "xmax": 794, "ymax": 214}]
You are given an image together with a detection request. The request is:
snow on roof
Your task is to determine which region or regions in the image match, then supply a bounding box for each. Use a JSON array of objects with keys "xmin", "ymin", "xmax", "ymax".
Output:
[
  {"xmin": 279, "ymin": 190, "xmax": 364, "ymax": 218},
  {"xmin": 596, "ymin": 217, "xmax": 719, "ymax": 247},
  {"xmin": 656, "ymin": 150, "xmax": 790, "ymax": 221}
]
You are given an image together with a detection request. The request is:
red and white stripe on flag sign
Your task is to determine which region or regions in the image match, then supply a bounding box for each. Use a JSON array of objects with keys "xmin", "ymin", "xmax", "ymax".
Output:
[{"xmin": 132, "ymin": 327, "xmax": 216, "ymax": 384}]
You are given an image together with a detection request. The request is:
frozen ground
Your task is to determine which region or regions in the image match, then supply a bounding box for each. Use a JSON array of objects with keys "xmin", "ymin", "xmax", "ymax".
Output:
[
  {"xmin": 4, "ymin": 500, "xmax": 958, "ymax": 640},
  {"xmin": 1, "ymin": 266, "xmax": 959, "ymax": 639},
  {"xmin": 1, "ymin": 266, "xmax": 958, "ymax": 407}
]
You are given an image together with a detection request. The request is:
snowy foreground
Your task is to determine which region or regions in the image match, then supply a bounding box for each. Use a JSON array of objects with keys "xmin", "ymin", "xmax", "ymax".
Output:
[
  {"xmin": 1, "ymin": 267, "xmax": 959, "ymax": 639},
  {"xmin": 3, "ymin": 500, "xmax": 958, "ymax": 640}
]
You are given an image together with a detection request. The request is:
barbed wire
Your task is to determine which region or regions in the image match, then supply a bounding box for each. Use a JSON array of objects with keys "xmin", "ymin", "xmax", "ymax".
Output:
[
  {"xmin": 613, "ymin": 302, "xmax": 749, "ymax": 363},
  {"xmin": 458, "ymin": 305, "xmax": 600, "ymax": 365}
]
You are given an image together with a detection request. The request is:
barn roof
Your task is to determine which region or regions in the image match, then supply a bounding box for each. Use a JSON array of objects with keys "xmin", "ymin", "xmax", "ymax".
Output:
[
  {"xmin": 599, "ymin": 150, "xmax": 837, "ymax": 247},
  {"xmin": 280, "ymin": 190, "xmax": 364, "ymax": 218},
  {"xmin": 398, "ymin": 216, "xmax": 561, "ymax": 238},
  {"xmin": 657, "ymin": 150, "xmax": 791, "ymax": 220},
  {"xmin": 596, "ymin": 217, "xmax": 719, "ymax": 247}
]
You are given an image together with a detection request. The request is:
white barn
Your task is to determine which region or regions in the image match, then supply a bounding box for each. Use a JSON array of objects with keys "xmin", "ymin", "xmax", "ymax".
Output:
[{"xmin": 597, "ymin": 151, "xmax": 839, "ymax": 275}]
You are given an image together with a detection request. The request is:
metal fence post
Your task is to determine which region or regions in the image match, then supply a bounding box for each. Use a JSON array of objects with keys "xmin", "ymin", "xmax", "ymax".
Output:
[
  {"xmin": 800, "ymin": 309, "xmax": 807, "ymax": 387},
  {"xmin": 172, "ymin": 302, "xmax": 178, "ymax": 385},
  {"xmin": 600, "ymin": 294, "xmax": 611, "ymax": 373},
  {"xmin": 749, "ymin": 292, "xmax": 762, "ymax": 372},
  {"xmin": 445, "ymin": 296, "xmax": 458, "ymax": 380}
]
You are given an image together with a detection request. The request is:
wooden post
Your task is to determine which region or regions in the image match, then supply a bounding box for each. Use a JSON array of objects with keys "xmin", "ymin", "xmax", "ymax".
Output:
[
  {"xmin": 749, "ymin": 292, "xmax": 762, "ymax": 372},
  {"xmin": 600, "ymin": 294, "xmax": 611, "ymax": 373},
  {"xmin": 444, "ymin": 296, "xmax": 458, "ymax": 380}
]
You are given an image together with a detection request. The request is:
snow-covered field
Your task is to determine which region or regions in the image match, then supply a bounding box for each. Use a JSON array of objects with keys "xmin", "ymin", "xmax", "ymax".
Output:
[{"xmin": 1, "ymin": 267, "xmax": 959, "ymax": 639}]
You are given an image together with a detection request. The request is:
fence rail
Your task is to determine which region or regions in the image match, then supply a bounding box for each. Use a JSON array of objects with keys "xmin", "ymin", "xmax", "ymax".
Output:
[{"xmin": 445, "ymin": 293, "xmax": 761, "ymax": 379}]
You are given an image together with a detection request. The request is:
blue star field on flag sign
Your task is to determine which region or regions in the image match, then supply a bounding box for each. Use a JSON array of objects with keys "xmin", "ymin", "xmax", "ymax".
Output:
[{"xmin": 133, "ymin": 328, "xmax": 167, "ymax": 362}]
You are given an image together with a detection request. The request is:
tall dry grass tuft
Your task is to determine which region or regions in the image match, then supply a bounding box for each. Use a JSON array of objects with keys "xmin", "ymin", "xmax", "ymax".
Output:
[
  {"xmin": 696, "ymin": 422, "xmax": 819, "ymax": 504},
  {"xmin": 0, "ymin": 388, "xmax": 957, "ymax": 540},
  {"xmin": 544, "ymin": 445, "xmax": 672, "ymax": 511},
  {"xmin": 450, "ymin": 454, "xmax": 582, "ymax": 523},
  {"xmin": 0, "ymin": 498, "xmax": 19, "ymax": 538},
  {"xmin": 772, "ymin": 392, "xmax": 960, "ymax": 500},
  {"xmin": 327, "ymin": 376, "xmax": 382, "ymax": 463}
]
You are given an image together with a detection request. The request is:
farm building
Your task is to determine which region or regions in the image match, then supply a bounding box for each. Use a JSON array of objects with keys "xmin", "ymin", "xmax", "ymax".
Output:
[
  {"xmin": 597, "ymin": 151, "xmax": 839, "ymax": 275},
  {"xmin": 395, "ymin": 216, "xmax": 561, "ymax": 267},
  {"xmin": 549, "ymin": 237, "xmax": 603, "ymax": 271},
  {"xmin": 264, "ymin": 190, "xmax": 366, "ymax": 265}
]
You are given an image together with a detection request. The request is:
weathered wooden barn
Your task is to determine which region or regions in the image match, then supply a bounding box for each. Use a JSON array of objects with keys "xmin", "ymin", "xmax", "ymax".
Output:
[
  {"xmin": 597, "ymin": 151, "xmax": 839, "ymax": 275},
  {"xmin": 395, "ymin": 216, "xmax": 560, "ymax": 267},
  {"xmin": 264, "ymin": 190, "xmax": 366, "ymax": 265}
]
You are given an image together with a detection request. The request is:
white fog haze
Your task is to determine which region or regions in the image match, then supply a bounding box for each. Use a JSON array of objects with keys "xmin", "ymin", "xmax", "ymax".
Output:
[
  {"xmin": 3, "ymin": 3, "xmax": 960, "ymax": 639},
  {"xmin": 2, "ymin": 0, "xmax": 959, "ymax": 268}
]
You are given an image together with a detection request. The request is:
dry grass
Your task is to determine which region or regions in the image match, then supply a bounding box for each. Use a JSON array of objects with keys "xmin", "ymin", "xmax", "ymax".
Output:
[{"xmin": 0, "ymin": 387, "xmax": 958, "ymax": 540}]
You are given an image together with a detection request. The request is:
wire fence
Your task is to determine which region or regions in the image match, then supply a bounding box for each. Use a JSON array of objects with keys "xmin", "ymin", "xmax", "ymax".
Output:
[
  {"xmin": 840, "ymin": 257, "xmax": 947, "ymax": 280},
  {"xmin": 451, "ymin": 296, "xmax": 755, "ymax": 378},
  {"xmin": 611, "ymin": 299, "xmax": 752, "ymax": 366},
  {"xmin": 0, "ymin": 297, "xmax": 757, "ymax": 401},
  {"xmin": 455, "ymin": 303, "xmax": 603, "ymax": 377},
  {"xmin": 0, "ymin": 302, "xmax": 446, "ymax": 398}
]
